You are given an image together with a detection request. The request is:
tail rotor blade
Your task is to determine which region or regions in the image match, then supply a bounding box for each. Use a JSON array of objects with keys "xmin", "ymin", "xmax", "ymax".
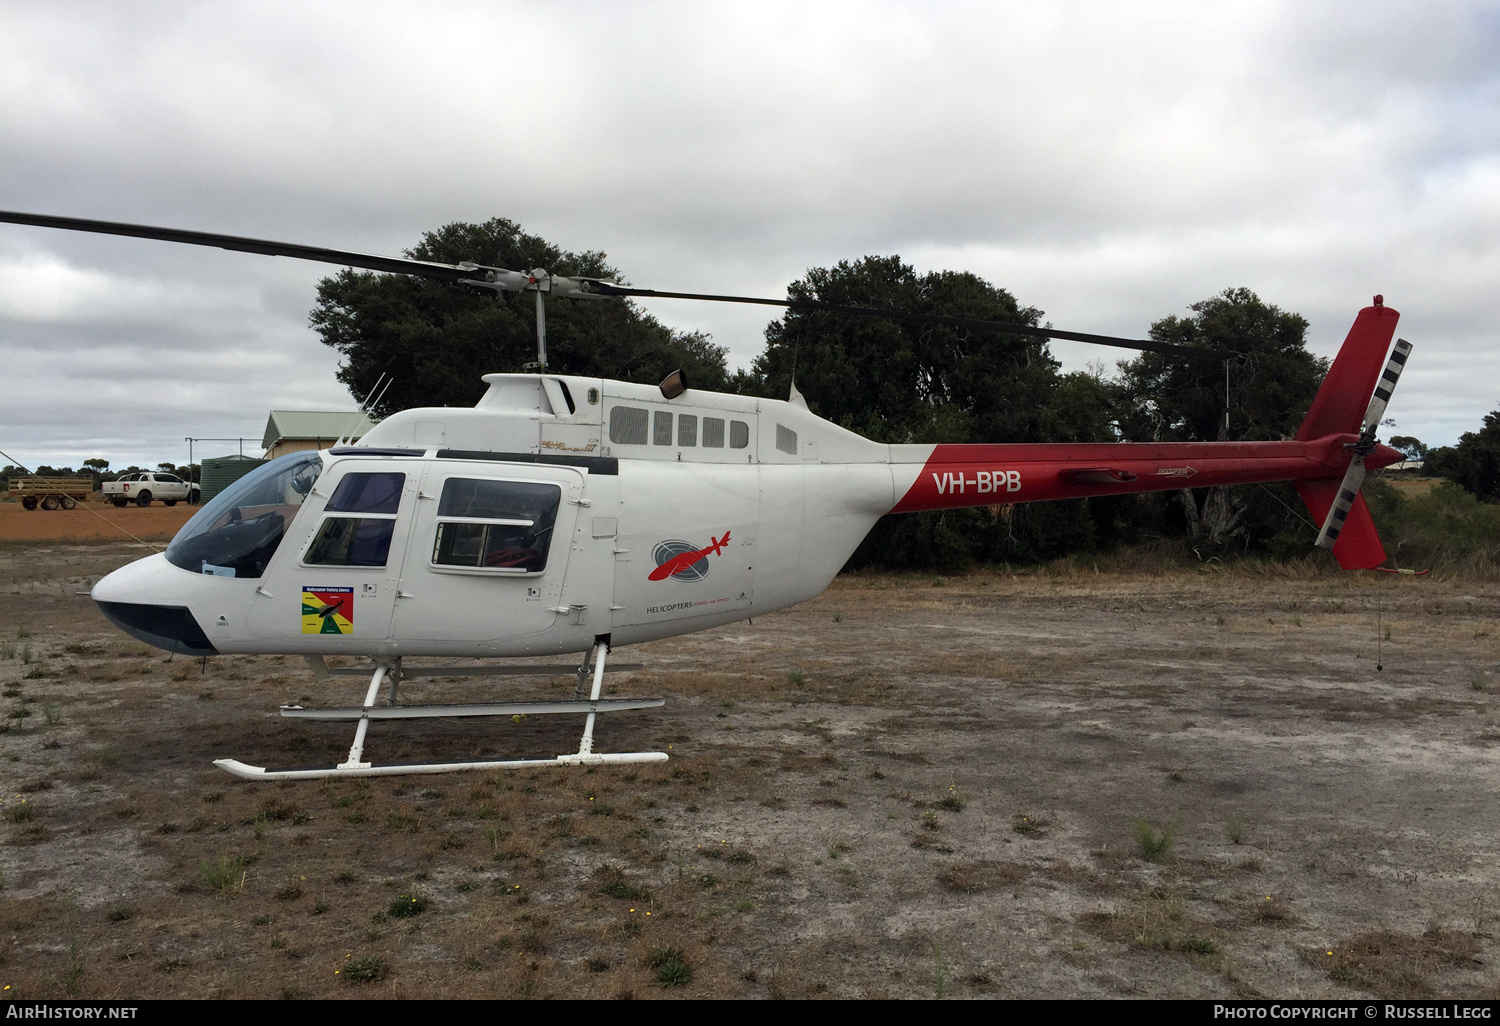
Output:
[
  {"xmin": 1360, "ymin": 338, "xmax": 1413, "ymax": 433},
  {"xmin": 1315, "ymin": 460, "xmax": 1368, "ymax": 551}
]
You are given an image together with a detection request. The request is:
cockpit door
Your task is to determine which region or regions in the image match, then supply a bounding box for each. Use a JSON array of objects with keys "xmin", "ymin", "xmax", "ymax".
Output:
[{"xmin": 247, "ymin": 459, "xmax": 417, "ymax": 642}]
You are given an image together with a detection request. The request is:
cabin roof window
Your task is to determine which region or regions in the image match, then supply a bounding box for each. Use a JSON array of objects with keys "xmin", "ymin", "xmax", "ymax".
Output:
[
  {"xmin": 678, "ymin": 414, "xmax": 697, "ymax": 447},
  {"xmin": 776, "ymin": 424, "xmax": 798, "ymax": 455},
  {"xmin": 703, "ymin": 417, "xmax": 725, "ymax": 448},
  {"xmin": 730, "ymin": 420, "xmax": 750, "ymax": 449},
  {"xmin": 653, "ymin": 410, "xmax": 673, "ymax": 446},
  {"xmin": 608, "ymin": 406, "xmax": 648, "ymax": 444}
]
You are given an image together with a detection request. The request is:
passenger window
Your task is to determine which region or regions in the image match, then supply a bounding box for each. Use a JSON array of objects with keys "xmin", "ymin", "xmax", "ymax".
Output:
[
  {"xmin": 730, "ymin": 421, "xmax": 750, "ymax": 449},
  {"xmin": 702, "ymin": 418, "xmax": 725, "ymax": 448},
  {"xmin": 431, "ymin": 478, "xmax": 561, "ymax": 573},
  {"xmin": 776, "ymin": 424, "xmax": 798, "ymax": 455},
  {"xmin": 653, "ymin": 411, "xmax": 673, "ymax": 445},
  {"xmin": 678, "ymin": 414, "xmax": 697, "ymax": 447},
  {"xmin": 608, "ymin": 406, "xmax": 648, "ymax": 444}
]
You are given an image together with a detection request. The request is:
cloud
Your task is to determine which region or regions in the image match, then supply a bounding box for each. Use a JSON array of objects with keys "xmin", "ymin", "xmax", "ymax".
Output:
[{"xmin": 1, "ymin": 0, "xmax": 1498, "ymax": 469}]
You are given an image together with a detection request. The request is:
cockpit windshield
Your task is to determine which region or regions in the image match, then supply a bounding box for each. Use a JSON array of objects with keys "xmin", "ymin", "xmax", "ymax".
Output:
[{"xmin": 165, "ymin": 452, "xmax": 323, "ymax": 579}]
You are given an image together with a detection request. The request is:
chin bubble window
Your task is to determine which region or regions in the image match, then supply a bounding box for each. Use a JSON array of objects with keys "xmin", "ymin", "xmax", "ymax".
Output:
[
  {"xmin": 303, "ymin": 472, "xmax": 406, "ymax": 567},
  {"xmin": 431, "ymin": 478, "xmax": 561, "ymax": 573},
  {"xmin": 164, "ymin": 452, "xmax": 323, "ymax": 579}
]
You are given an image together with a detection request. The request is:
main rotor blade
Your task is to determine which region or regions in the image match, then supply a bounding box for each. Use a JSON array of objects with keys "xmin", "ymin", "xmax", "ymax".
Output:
[
  {"xmin": 1, "ymin": 209, "xmax": 1229, "ymax": 362},
  {"xmin": 0, "ymin": 210, "xmax": 481, "ymax": 284},
  {"xmin": 591, "ymin": 284, "xmax": 1232, "ymax": 362}
]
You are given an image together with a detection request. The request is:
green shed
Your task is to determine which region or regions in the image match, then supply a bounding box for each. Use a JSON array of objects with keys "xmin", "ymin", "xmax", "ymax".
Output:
[{"xmin": 200, "ymin": 454, "xmax": 264, "ymax": 503}]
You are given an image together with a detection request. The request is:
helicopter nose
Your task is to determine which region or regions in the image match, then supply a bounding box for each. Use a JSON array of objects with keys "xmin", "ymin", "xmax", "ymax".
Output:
[{"xmin": 92, "ymin": 553, "xmax": 218, "ymax": 656}]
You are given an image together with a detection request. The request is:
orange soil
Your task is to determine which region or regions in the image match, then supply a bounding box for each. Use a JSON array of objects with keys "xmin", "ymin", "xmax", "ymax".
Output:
[{"xmin": 0, "ymin": 499, "xmax": 196, "ymax": 542}]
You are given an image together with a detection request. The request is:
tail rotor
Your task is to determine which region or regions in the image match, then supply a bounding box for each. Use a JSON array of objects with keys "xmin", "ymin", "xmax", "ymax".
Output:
[{"xmin": 1314, "ymin": 338, "xmax": 1413, "ymax": 552}]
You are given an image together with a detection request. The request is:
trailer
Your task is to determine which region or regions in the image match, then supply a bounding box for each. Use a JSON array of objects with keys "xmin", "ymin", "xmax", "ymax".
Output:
[{"xmin": 8, "ymin": 477, "xmax": 94, "ymax": 511}]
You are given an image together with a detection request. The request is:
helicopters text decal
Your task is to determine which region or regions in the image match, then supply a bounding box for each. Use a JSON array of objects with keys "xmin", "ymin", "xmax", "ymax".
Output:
[
  {"xmin": 648, "ymin": 532, "xmax": 730, "ymax": 582},
  {"xmin": 302, "ymin": 587, "xmax": 354, "ymax": 635}
]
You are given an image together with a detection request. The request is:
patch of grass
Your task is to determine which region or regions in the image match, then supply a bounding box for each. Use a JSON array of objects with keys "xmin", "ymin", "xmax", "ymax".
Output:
[
  {"xmin": 387, "ymin": 893, "xmax": 429, "ymax": 918},
  {"xmin": 276, "ymin": 877, "xmax": 305, "ymax": 901},
  {"xmin": 342, "ymin": 955, "xmax": 388, "ymax": 984},
  {"xmin": 1135, "ymin": 816, "xmax": 1179, "ymax": 862},
  {"xmin": 386, "ymin": 810, "xmax": 421, "ymax": 832},
  {"xmin": 786, "ymin": 670, "xmax": 807, "ymax": 686},
  {"xmin": 648, "ymin": 946, "xmax": 692, "ymax": 988},
  {"xmin": 1308, "ymin": 928, "xmax": 1481, "ymax": 998},
  {"xmin": 938, "ymin": 860, "xmax": 1029, "ymax": 893},
  {"xmin": 598, "ymin": 871, "xmax": 653, "ymax": 902},
  {"xmin": 1224, "ymin": 814, "xmax": 1245, "ymax": 845},
  {"xmin": 107, "ymin": 905, "xmax": 136, "ymax": 923},
  {"xmin": 200, "ymin": 854, "xmax": 249, "ymax": 896},
  {"xmin": 41, "ymin": 703, "xmax": 61, "ymax": 725},
  {"xmin": 4, "ymin": 800, "xmax": 35, "ymax": 823},
  {"xmin": 1012, "ymin": 812, "xmax": 1049, "ymax": 836},
  {"xmin": 937, "ymin": 787, "xmax": 965, "ymax": 812}
]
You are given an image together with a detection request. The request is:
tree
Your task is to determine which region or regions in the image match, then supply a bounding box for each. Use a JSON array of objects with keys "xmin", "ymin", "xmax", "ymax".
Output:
[
  {"xmin": 1386, "ymin": 436, "xmax": 1428, "ymax": 462},
  {"xmin": 311, "ymin": 219, "xmax": 732, "ymax": 415},
  {"xmin": 1114, "ymin": 288, "xmax": 1327, "ymax": 551},
  {"xmin": 750, "ymin": 256, "xmax": 1125, "ymax": 569},
  {"xmin": 1426, "ymin": 411, "xmax": 1500, "ymax": 501}
]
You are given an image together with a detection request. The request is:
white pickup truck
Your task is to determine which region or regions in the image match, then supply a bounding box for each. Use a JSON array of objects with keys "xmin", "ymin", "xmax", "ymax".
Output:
[{"xmin": 102, "ymin": 472, "xmax": 200, "ymax": 507}]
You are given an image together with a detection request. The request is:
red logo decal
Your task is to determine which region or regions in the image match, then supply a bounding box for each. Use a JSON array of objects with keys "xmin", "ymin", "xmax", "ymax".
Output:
[{"xmin": 648, "ymin": 532, "xmax": 730, "ymax": 582}]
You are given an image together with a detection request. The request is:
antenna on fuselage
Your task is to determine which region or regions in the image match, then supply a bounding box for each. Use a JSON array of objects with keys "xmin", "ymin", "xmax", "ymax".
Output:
[{"xmin": 336, "ymin": 373, "xmax": 390, "ymax": 447}]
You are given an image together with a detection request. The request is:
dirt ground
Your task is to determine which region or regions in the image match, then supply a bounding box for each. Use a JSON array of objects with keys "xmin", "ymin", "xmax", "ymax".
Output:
[
  {"xmin": 0, "ymin": 501, "xmax": 195, "ymax": 543},
  {"xmin": 2, "ymin": 541, "xmax": 1499, "ymax": 1000}
]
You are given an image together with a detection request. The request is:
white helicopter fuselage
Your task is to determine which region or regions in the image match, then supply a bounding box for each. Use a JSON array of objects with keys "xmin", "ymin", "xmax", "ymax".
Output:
[
  {"xmin": 93, "ymin": 298, "xmax": 1407, "ymax": 665},
  {"xmin": 92, "ymin": 374, "xmax": 908, "ymax": 658}
]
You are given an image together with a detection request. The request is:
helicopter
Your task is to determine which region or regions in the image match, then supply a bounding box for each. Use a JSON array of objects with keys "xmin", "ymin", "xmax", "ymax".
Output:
[{"xmin": 0, "ymin": 211, "xmax": 1411, "ymax": 781}]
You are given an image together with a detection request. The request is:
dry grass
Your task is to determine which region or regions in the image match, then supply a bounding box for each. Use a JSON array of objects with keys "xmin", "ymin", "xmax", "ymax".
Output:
[{"xmin": 1307, "ymin": 928, "xmax": 1484, "ymax": 998}]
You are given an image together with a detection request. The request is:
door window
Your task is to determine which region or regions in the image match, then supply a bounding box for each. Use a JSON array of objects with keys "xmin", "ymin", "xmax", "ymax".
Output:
[
  {"xmin": 303, "ymin": 471, "xmax": 405, "ymax": 567},
  {"xmin": 431, "ymin": 478, "xmax": 561, "ymax": 573}
]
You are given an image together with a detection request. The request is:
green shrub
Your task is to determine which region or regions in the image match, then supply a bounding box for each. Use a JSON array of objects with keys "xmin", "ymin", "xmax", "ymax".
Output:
[
  {"xmin": 387, "ymin": 893, "xmax": 429, "ymax": 918},
  {"xmin": 343, "ymin": 956, "xmax": 388, "ymax": 983},
  {"xmin": 1135, "ymin": 817, "xmax": 1179, "ymax": 862},
  {"xmin": 200, "ymin": 854, "xmax": 248, "ymax": 894},
  {"xmin": 648, "ymin": 946, "xmax": 692, "ymax": 988}
]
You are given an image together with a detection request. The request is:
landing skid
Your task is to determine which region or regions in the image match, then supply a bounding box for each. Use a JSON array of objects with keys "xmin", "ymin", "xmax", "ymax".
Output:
[{"xmin": 213, "ymin": 638, "xmax": 667, "ymax": 780}]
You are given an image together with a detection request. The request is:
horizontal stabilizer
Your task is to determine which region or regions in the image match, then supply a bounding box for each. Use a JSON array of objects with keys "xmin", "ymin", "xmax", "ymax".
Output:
[{"xmin": 1296, "ymin": 479, "xmax": 1386, "ymax": 569}]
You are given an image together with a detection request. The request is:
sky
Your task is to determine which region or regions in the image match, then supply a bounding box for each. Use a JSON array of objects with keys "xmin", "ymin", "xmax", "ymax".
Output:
[{"xmin": 2, "ymin": 1, "xmax": 1498, "ymax": 469}]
